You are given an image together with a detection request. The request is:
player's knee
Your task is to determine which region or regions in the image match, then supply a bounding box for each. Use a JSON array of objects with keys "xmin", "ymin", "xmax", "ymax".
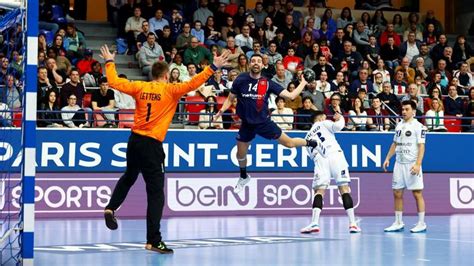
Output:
[
  {"xmin": 393, "ymin": 190, "xmax": 403, "ymax": 199},
  {"xmin": 341, "ymin": 193, "xmax": 354, "ymax": 210},
  {"xmin": 412, "ymin": 190, "xmax": 423, "ymax": 198},
  {"xmin": 312, "ymin": 194, "xmax": 323, "ymax": 209},
  {"xmin": 338, "ymin": 184, "xmax": 350, "ymax": 194}
]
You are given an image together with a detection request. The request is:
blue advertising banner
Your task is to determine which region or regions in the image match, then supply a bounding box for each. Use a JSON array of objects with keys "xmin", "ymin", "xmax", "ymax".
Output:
[{"xmin": 0, "ymin": 128, "xmax": 473, "ymax": 173}]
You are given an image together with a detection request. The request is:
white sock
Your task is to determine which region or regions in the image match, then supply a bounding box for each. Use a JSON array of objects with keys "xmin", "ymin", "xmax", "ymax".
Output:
[
  {"xmin": 346, "ymin": 208, "xmax": 356, "ymax": 224},
  {"xmin": 418, "ymin": 212, "xmax": 425, "ymax": 224},
  {"xmin": 395, "ymin": 211, "xmax": 403, "ymax": 224},
  {"xmin": 311, "ymin": 208, "xmax": 321, "ymax": 225}
]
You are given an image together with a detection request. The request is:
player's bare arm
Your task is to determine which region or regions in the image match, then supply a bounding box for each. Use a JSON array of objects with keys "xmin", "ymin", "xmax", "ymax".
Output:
[
  {"xmin": 411, "ymin": 143, "xmax": 425, "ymax": 175},
  {"xmin": 214, "ymin": 92, "xmax": 237, "ymax": 121},
  {"xmin": 279, "ymin": 75, "xmax": 308, "ymax": 100},
  {"xmin": 383, "ymin": 142, "xmax": 397, "ymax": 172}
]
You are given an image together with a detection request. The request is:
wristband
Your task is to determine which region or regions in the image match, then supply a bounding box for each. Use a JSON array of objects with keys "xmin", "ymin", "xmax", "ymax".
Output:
[
  {"xmin": 210, "ymin": 64, "xmax": 218, "ymax": 71},
  {"xmin": 105, "ymin": 59, "xmax": 115, "ymax": 64}
]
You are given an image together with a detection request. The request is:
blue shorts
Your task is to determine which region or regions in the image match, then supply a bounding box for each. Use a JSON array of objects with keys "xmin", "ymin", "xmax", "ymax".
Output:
[{"xmin": 236, "ymin": 119, "xmax": 282, "ymax": 142}]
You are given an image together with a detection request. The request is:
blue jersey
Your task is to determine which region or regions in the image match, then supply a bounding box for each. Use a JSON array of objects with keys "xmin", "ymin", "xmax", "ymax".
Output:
[{"xmin": 231, "ymin": 73, "xmax": 284, "ymax": 124}]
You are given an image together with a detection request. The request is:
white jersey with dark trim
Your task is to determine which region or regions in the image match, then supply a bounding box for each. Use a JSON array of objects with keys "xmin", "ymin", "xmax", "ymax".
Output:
[
  {"xmin": 305, "ymin": 118, "xmax": 345, "ymax": 159},
  {"xmin": 393, "ymin": 119, "xmax": 427, "ymax": 164}
]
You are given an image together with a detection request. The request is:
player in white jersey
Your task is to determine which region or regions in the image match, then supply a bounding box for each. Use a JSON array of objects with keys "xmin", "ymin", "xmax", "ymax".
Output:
[
  {"xmin": 300, "ymin": 111, "xmax": 362, "ymax": 234},
  {"xmin": 383, "ymin": 100, "xmax": 427, "ymax": 233}
]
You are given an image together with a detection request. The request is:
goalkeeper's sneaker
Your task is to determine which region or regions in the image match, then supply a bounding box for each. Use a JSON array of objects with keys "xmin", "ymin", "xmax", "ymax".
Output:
[
  {"xmin": 384, "ymin": 222, "xmax": 405, "ymax": 232},
  {"xmin": 349, "ymin": 223, "xmax": 362, "ymax": 233},
  {"xmin": 145, "ymin": 241, "xmax": 174, "ymax": 254},
  {"xmin": 104, "ymin": 209, "xmax": 118, "ymax": 230},
  {"xmin": 410, "ymin": 222, "xmax": 427, "ymax": 233},
  {"xmin": 300, "ymin": 223, "xmax": 320, "ymax": 234},
  {"xmin": 234, "ymin": 174, "xmax": 251, "ymax": 194}
]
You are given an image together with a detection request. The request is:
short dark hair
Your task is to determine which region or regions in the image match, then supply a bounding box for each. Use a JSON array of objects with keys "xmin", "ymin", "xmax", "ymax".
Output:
[
  {"xmin": 147, "ymin": 32, "xmax": 156, "ymax": 38},
  {"xmin": 302, "ymin": 96, "xmax": 314, "ymax": 103},
  {"xmin": 151, "ymin": 61, "xmax": 169, "ymax": 79},
  {"xmin": 313, "ymin": 110, "xmax": 324, "ymax": 119},
  {"xmin": 275, "ymin": 96, "xmax": 285, "ymax": 103},
  {"xmin": 402, "ymin": 100, "xmax": 417, "ymax": 110},
  {"xmin": 250, "ymin": 54, "xmax": 263, "ymax": 61},
  {"xmin": 98, "ymin": 77, "xmax": 108, "ymax": 85},
  {"xmin": 91, "ymin": 61, "xmax": 101, "ymax": 68}
]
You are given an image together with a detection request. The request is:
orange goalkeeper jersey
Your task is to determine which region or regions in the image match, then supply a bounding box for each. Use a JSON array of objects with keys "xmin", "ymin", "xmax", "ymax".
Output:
[{"xmin": 105, "ymin": 62, "xmax": 215, "ymax": 142}]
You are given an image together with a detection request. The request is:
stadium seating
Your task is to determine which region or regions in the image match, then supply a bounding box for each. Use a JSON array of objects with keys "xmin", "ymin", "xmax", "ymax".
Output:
[
  {"xmin": 12, "ymin": 110, "xmax": 22, "ymax": 128},
  {"xmin": 444, "ymin": 116, "xmax": 462, "ymax": 132},
  {"xmin": 93, "ymin": 111, "xmax": 108, "ymax": 127},
  {"xmin": 82, "ymin": 93, "xmax": 92, "ymax": 109},
  {"xmin": 423, "ymin": 98, "xmax": 432, "ymax": 113},
  {"xmin": 118, "ymin": 109, "xmax": 135, "ymax": 128},
  {"xmin": 184, "ymin": 95, "xmax": 205, "ymax": 124},
  {"xmin": 51, "ymin": 4, "xmax": 66, "ymax": 24}
]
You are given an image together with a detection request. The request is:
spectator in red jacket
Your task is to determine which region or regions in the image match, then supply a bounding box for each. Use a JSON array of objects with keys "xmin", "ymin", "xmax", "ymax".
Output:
[
  {"xmin": 76, "ymin": 49, "xmax": 98, "ymax": 76},
  {"xmin": 379, "ymin": 23, "xmax": 401, "ymax": 47},
  {"xmin": 282, "ymin": 47, "xmax": 303, "ymax": 73}
]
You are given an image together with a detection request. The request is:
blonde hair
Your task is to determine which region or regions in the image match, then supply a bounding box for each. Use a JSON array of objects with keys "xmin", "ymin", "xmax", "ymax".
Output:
[{"xmin": 430, "ymin": 97, "xmax": 444, "ymax": 112}]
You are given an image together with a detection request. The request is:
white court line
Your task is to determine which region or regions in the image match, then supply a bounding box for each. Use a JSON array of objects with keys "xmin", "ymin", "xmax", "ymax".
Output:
[
  {"xmin": 361, "ymin": 233, "xmax": 474, "ymax": 244},
  {"xmin": 7, "ymin": 178, "xmax": 119, "ymax": 181},
  {"xmin": 417, "ymin": 259, "xmax": 431, "ymax": 262}
]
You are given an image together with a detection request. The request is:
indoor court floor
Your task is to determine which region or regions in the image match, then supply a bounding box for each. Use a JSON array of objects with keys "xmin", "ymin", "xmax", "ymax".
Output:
[{"xmin": 29, "ymin": 214, "xmax": 474, "ymax": 265}]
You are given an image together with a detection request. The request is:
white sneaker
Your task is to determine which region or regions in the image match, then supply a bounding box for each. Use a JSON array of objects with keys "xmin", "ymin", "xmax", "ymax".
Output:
[
  {"xmin": 300, "ymin": 223, "xmax": 320, "ymax": 234},
  {"xmin": 349, "ymin": 223, "xmax": 362, "ymax": 233},
  {"xmin": 384, "ymin": 222, "xmax": 405, "ymax": 232},
  {"xmin": 410, "ymin": 222, "xmax": 427, "ymax": 233},
  {"xmin": 234, "ymin": 175, "xmax": 251, "ymax": 194}
]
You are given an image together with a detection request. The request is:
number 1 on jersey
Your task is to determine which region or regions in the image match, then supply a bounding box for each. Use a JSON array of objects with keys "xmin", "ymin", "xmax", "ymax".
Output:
[{"xmin": 146, "ymin": 103, "xmax": 152, "ymax": 122}]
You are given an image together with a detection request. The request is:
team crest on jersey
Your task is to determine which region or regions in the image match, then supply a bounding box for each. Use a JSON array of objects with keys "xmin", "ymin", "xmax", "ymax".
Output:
[
  {"xmin": 341, "ymin": 170, "xmax": 347, "ymax": 178},
  {"xmin": 405, "ymin": 130, "xmax": 412, "ymax": 137}
]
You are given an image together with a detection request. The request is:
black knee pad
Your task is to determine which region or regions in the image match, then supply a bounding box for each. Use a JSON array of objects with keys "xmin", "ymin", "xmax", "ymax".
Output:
[
  {"xmin": 341, "ymin": 193, "xmax": 353, "ymax": 210},
  {"xmin": 312, "ymin": 194, "xmax": 323, "ymax": 209}
]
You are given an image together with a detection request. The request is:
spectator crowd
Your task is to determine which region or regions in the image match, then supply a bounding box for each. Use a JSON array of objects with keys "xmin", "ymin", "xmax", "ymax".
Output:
[{"xmin": 0, "ymin": 0, "xmax": 473, "ymax": 131}]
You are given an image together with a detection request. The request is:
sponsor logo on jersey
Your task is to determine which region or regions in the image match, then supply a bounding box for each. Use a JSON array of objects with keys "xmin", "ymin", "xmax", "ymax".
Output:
[{"xmin": 405, "ymin": 130, "xmax": 412, "ymax": 137}]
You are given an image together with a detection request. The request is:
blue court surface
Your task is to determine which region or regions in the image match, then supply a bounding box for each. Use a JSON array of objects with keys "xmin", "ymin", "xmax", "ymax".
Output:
[{"xmin": 32, "ymin": 215, "xmax": 473, "ymax": 266}]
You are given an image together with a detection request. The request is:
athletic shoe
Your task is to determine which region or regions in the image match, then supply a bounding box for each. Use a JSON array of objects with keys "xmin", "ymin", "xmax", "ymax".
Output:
[
  {"xmin": 349, "ymin": 223, "xmax": 362, "ymax": 233},
  {"xmin": 384, "ymin": 222, "xmax": 405, "ymax": 232},
  {"xmin": 410, "ymin": 222, "xmax": 427, "ymax": 233},
  {"xmin": 300, "ymin": 223, "xmax": 320, "ymax": 234},
  {"xmin": 234, "ymin": 174, "xmax": 251, "ymax": 194},
  {"xmin": 104, "ymin": 209, "xmax": 118, "ymax": 230},
  {"xmin": 145, "ymin": 241, "xmax": 174, "ymax": 254}
]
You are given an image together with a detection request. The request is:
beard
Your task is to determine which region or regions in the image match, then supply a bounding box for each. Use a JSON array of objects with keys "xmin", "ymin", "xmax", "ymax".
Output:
[{"xmin": 250, "ymin": 65, "xmax": 261, "ymax": 74}]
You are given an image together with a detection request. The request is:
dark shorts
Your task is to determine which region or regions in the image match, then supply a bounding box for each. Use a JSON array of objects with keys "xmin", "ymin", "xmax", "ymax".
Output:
[{"xmin": 236, "ymin": 119, "xmax": 282, "ymax": 142}]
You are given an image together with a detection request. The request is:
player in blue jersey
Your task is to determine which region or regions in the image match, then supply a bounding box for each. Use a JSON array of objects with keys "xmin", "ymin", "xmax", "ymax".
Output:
[{"xmin": 215, "ymin": 54, "xmax": 318, "ymax": 193}]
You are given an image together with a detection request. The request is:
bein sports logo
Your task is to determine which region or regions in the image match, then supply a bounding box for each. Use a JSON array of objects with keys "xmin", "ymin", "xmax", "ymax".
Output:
[
  {"xmin": 167, "ymin": 177, "xmax": 360, "ymax": 211},
  {"xmin": 167, "ymin": 178, "xmax": 258, "ymax": 211},
  {"xmin": 450, "ymin": 178, "xmax": 474, "ymax": 209}
]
